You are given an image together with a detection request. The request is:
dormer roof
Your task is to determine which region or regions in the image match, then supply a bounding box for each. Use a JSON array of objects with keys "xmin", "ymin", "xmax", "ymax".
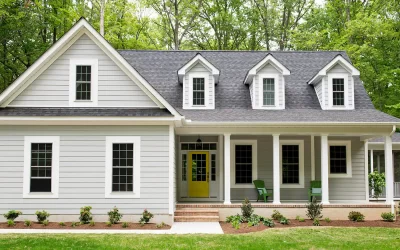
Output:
[
  {"xmin": 177, "ymin": 53, "xmax": 220, "ymax": 84},
  {"xmin": 244, "ymin": 54, "xmax": 290, "ymax": 84}
]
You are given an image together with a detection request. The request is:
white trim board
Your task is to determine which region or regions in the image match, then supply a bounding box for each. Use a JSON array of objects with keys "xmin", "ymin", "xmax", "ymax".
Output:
[
  {"xmin": 328, "ymin": 140, "xmax": 352, "ymax": 178},
  {"xmin": 244, "ymin": 54, "xmax": 290, "ymax": 84},
  {"xmin": 280, "ymin": 140, "xmax": 305, "ymax": 188},
  {"xmin": 178, "ymin": 54, "xmax": 219, "ymax": 84},
  {"xmin": 230, "ymin": 140, "xmax": 258, "ymax": 188},
  {"xmin": 69, "ymin": 59, "xmax": 98, "ymax": 107}
]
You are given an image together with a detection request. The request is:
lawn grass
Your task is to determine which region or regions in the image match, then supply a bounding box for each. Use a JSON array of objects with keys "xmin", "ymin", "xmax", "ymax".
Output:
[{"xmin": 0, "ymin": 227, "xmax": 399, "ymax": 250}]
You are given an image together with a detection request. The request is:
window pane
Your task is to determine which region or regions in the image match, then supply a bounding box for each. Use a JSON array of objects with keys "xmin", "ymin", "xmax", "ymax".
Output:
[
  {"xmin": 263, "ymin": 78, "xmax": 275, "ymax": 106},
  {"xmin": 193, "ymin": 78, "xmax": 205, "ymax": 106},
  {"xmin": 235, "ymin": 145, "xmax": 252, "ymax": 184},
  {"xmin": 282, "ymin": 145, "xmax": 299, "ymax": 184},
  {"xmin": 330, "ymin": 146, "xmax": 347, "ymax": 173},
  {"xmin": 30, "ymin": 143, "xmax": 52, "ymax": 192},
  {"xmin": 112, "ymin": 143, "xmax": 134, "ymax": 192},
  {"xmin": 191, "ymin": 153, "xmax": 207, "ymax": 182},
  {"xmin": 30, "ymin": 179, "xmax": 51, "ymax": 192},
  {"xmin": 182, "ymin": 154, "xmax": 187, "ymax": 181},
  {"xmin": 211, "ymin": 154, "xmax": 216, "ymax": 181},
  {"xmin": 332, "ymin": 78, "xmax": 345, "ymax": 106},
  {"xmin": 76, "ymin": 65, "xmax": 92, "ymax": 101}
]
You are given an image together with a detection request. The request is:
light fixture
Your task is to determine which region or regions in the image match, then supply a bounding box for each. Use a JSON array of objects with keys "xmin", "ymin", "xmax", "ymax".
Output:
[{"xmin": 196, "ymin": 135, "xmax": 202, "ymax": 148}]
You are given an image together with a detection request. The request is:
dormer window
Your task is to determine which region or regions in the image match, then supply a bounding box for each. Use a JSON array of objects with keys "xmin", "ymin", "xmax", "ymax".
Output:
[
  {"xmin": 69, "ymin": 59, "xmax": 98, "ymax": 107},
  {"xmin": 263, "ymin": 78, "xmax": 275, "ymax": 106},
  {"xmin": 193, "ymin": 77, "xmax": 205, "ymax": 106},
  {"xmin": 332, "ymin": 78, "xmax": 345, "ymax": 106},
  {"xmin": 76, "ymin": 65, "xmax": 91, "ymax": 101}
]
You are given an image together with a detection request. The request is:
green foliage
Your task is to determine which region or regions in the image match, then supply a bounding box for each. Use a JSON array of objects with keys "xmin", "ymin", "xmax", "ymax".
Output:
[
  {"xmin": 369, "ymin": 172, "xmax": 386, "ymax": 199},
  {"xmin": 42, "ymin": 220, "xmax": 49, "ymax": 226},
  {"xmin": 279, "ymin": 217, "xmax": 290, "ymax": 225},
  {"xmin": 106, "ymin": 221, "xmax": 112, "ymax": 227},
  {"xmin": 299, "ymin": 218, "xmax": 305, "ymax": 222},
  {"xmin": 71, "ymin": 222, "xmax": 79, "ymax": 228},
  {"xmin": 89, "ymin": 220, "xmax": 95, "ymax": 227},
  {"xmin": 247, "ymin": 214, "xmax": 261, "ymax": 227},
  {"xmin": 139, "ymin": 209, "xmax": 154, "ymax": 225},
  {"xmin": 232, "ymin": 220, "xmax": 240, "ymax": 230},
  {"xmin": 295, "ymin": 215, "xmax": 301, "ymax": 221},
  {"xmin": 59, "ymin": 222, "xmax": 66, "ymax": 227},
  {"xmin": 306, "ymin": 196, "xmax": 323, "ymax": 220},
  {"xmin": 324, "ymin": 217, "xmax": 331, "ymax": 223},
  {"xmin": 122, "ymin": 222, "xmax": 129, "ymax": 228},
  {"xmin": 313, "ymin": 219, "xmax": 320, "ymax": 226},
  {"xmin": 241, "ymin": 198, "xmax": 254, "ymax": 220},
  {"xmin": 35, "ymin": 210, "xmax": 50, "ymax": 224},
  {"xmin": 348, "ymin": 211, "xmax": 365, "ymax": 222},
  {"xmin": 262, "ymin": 218, "xmax": 275, "ymax": 227},
  {"xmin": 79, "ymin": 206, "xmax": 93, "ymax": 224},
  {"xmin": 7, "ymin": 220, "xmax": 15, "ymax": 227},
  {"xmin": 271, "ymin": 210, "xmax": 283, "ymax": 221},
  {"xmin": 226, "ymin": 214, "xmax": 244, "ymax": 229},
  {"xmin": 156, "ymin": 222, "xmax": 167, "ymax": 228},
  {"xmin": 24, "ymin": 220, "xmax": 32, "ymax": 227},
  {"xmin": 108, "ymin": 207, "xmax": 123, "ymax": 224},
  {"xmin": 381, "ymin": 212, "xmax": 395, "ymax": 222},
  {"xmin": 3, "ymin": 210, "xmax": 22, "ymax": 221}
]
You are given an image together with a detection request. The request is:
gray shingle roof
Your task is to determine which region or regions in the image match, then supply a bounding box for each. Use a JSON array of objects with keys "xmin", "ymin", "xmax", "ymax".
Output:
[
  {"xmin": 119, "ymin": 50, "xmax": 400, "ymax": 123},
  {"xmin": 0, "ymin": 108, "xmax": 172, "ymax": 117},
  {"xmin": 370, "ymin": 133, "xmax": 400, "ymax": 143}
]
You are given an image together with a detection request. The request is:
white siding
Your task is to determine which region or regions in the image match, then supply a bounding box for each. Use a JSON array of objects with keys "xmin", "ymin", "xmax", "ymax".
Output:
[
  {"xmin": 0, "ymin": 125, "xmax": 170, "ymax": 215},
  {"xmin": 10, "ymin": 34, "xmax": 157, "ymax": 108},
  {"xmin": 314, "ymin": 80, "xmax": 323, "ymax": 106},
  {"xmin": 253, "ymin": 64, "xmax": 285, "ymax": 109}
]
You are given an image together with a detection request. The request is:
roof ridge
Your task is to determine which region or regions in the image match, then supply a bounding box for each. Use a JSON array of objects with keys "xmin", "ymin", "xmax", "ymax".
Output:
[{"xmin": 118, "ymin": 50, "xmax": 347, "ymax": 53}]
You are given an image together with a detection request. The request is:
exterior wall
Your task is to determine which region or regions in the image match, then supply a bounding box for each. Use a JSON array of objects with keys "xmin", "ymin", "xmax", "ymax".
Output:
[
  {"xmin": 0, "ymin": 125, "xmax": 171, "ymax": 220},
  {"xmin": 253, "ymin": 64, "xmax": 284, "ymax": 109},
  {"xmin": 314, "ymin": 80, "xmax": 323, "ymax": 106},
  {"xmin": 182, "ymin": 62, "xmax": 215, "ymax": 109},
  {"xmin": 10, "ymin": 34, "xmax": 157, "ymax": 108}
]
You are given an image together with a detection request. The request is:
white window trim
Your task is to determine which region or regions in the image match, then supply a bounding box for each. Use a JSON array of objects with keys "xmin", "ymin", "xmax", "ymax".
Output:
[
  {"xmin": 69, "ymin": 58, "xmax": 98, "ymax": 107},
  {"xmin": 230, "ymin": 140, "xmax": 257, "ymax": 188},
  {"xmin": 23, "ymin": 136, "xmax": 60, "ymax": 199},
  {"xmin": 280, "ymin": 140, "xmax": 305, "ymax": 188},
  {"xmin": 257, "ymin": 73, "xmax": 281, "ymax": 109},
  {"xmin": 105, "ymin": 136, "xmax": 141, "ymax": 198},
  {"xmin": 327, "ymin": 73, "xmax": 351, "ymax": 109},
  {"xmin": 328, "ymin": 140, "xmax": 352, "ymax": 178},
  {"xmin": 186, "ymin": 72, "xmax": 211, "ymax": 109}
]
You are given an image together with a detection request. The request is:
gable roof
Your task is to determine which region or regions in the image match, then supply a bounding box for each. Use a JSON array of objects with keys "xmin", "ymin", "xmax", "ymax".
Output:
[
  {"xmin": 119, "ymin": 50, "xmax": 400, "ymax": 124},
  {"xmin": 177, "ymin": 53, "xmax": 220, "ymax": 83},
  {"xmin": 244, "ymin": 54, "xmax": 290, "ymax": 84},
  {"xmin": 0, "ymin": 18, "xmax": 181, "ymax": 117}
]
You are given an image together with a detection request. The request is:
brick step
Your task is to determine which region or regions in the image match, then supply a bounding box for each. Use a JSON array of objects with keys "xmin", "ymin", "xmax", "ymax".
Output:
[
  {"xmin": 174, "ymin": 210, "xmax": 219, "ymax": 216},
  {"xmin": 174, "ymin": 216, "xmax": 220, "ymax": 222}
]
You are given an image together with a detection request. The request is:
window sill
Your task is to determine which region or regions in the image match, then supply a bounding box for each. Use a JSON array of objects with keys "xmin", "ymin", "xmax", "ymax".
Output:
[
  {"xmin": 231, "ymin": 184, "xmax": 254, "ymax": 189},
  {"xmin": 329, "ymin": 173, "xmax": 352, "ymax": 178},
  {"xmin": 23, "ymin": 193, "xmax": 58, "ymax": 199},
  {"xmin": 281, "ymin": 183, "xmax": 304, "ymax": 189},
  {"xmin": 105, "ymin": 192, "xmax": 140, "ymax": 199}
]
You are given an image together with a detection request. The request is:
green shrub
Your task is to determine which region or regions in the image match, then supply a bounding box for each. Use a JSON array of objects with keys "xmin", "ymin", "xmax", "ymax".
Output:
[
  {"xmin": 306, "ymin": 196, "xmax": 323, "ymax": 220},
  {"xmin": 295, "ymin": 215, "xmax": 301, "ymax": 221},
  {"xmin": 226, "ymin": 214, "xmax": 243, "ymax": 223},
  {"xmin": 247, "ymin": 214, "xmax": 261, "ymax": 227},
  {"xmin": 241, "ymin": 198, "xmax": 254, "ymax": 220},
  {"xmin": 122, "ymin": 222, "xmax": 129, "ymax": 228},
  {"xmin": 24, "ymin": 220, "xmax": 32, "ymax": 227},
  {"xmin": 42, "ymin": 220, "xmax": 49, "ymax": 226},
  {"xmin": 369, "ymin": 171, "xmax": 386, "ymax": 199},
  {"xmin": 59, "ymin": 222, "xmax": 66, "ymax": 227},
  {"xmin": 71, "ymin": 222, "xmax": 79, "ymax": 227},
  {"xmin": 3, "ymin": 210, "xmax": 22, "ymax": 221},
  {"xmin": 381, "ymin": 212, "xmax": 395, "ymax": 222},
  {"xmin": 271, "ymin": 210, "xmax": 283, "ymax": 221},
  {"xmin": 79, "ymin": 206, "xmax": 93, "ymax": 224},
  {"xmin": 89, "ymin": 220, "xmax": 95, "ymax": 227},
  {"xmin": 262, "ymin": 218, "xmax": 275, "ymax": 227},
  {"xmin": 156, "ymin": 222, "xmax": 167, "ymax": 228},
  {"xmin": 106, "ymin": 221, "xmax": 112, "ymax": 227},
  {"xmin": 35, "ymin": 210, "xmax": 50, "ymax": 223},
  {"xmin": 299, "ymin": 218, "xmax": 305, "ymax": 222},
  {"xmin": 324, "ymin": 217, "xmax": 331, "ymax": 223},
  {"xmin": 280, "ymin": 217, "xmax": 290, "ymax": 225},
  {"xmin": 108, "ymin": 207, "xmax": 123, "ymax": 224},
  {"xmin": 313, "ymin": 219, "xmax": 320, "ymax": 226},
  {"xmin": 348, "ymin": 211, "xmax": 365, "ymax": 222},
  {"xmin": 232, "ymin": 220, "xmax": 240, "ymax": 229},
  {"xmin": 139, "ymin": 209, "xmax": 154, "ymax": 225},
  {"xmin": 7, "ymin": 219, "xmax": 15, "ymax": 227}
]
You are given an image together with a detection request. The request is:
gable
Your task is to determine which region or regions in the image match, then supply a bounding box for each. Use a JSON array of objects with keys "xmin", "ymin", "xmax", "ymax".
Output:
[{"xmin": 9, "ymin": 34, "xmax": 158, "ymax": 108}]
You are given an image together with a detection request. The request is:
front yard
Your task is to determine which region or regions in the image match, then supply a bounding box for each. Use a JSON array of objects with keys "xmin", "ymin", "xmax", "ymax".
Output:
[{"xmin": 0, "ymin": 227, "xmax": 399, "ymax": 249}]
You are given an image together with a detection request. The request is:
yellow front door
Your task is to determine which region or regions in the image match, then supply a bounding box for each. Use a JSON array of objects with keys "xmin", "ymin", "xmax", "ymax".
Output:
[{"xmin": 188, "ymin": 151, "xmax": 209, "ymax": 197}]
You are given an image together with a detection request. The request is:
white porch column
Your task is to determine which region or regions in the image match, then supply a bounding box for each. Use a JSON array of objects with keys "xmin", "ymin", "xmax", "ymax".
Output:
[
  {"xmin": 311, "ymin": 135, "xmax": 315, "ymax": 181},
  {"xmin": 273, "ymin": 134, "xmax": 280, "ymax": 204},
  {"xmin": 385, "ymin": 135, "xmax": 394, "ymax": 208},
  {"xmin": 370, "ymin": 149, "xmax": 374, "ymax": 197},
  {"xmin": 223, "ymin": 133, "xmax": 231, "ymax": 205},
  {"xmin": 321, "ymin": 135, "xmax": 330, "ymax": 204}
]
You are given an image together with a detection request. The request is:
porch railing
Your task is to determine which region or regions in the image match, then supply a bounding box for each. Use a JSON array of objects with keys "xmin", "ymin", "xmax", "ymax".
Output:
[{"xmin": 370, "ymin": 182, "xmax": 400, "ymax": 198}]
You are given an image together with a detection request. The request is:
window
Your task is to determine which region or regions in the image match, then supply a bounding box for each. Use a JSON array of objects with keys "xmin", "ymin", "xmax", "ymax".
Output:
[
  {"xmin": 181, "ymin": 143, "xmax": 217, "ymax": 151},
  {"xmin": 23, "ymin": 136, "xmax": 60, "ymax": 198},
  {"xmin": 76, "ymin": 65, "xmax": 91, "ymax": 101},
  {"xmin": 263, "ymin": 78, "xmax": 275, "ymax": 106},
  {"xmin": 105, "ymin": 137, "xmax": 141, "ymax": 198},
  {"xmin": 280, "ymin": 140, "xmax": 304, "ymax": 188},
  {"xmin": 182, "ymin": 154, "xmax": 187, "ymax": 181},
  {"xmin": 230, "ymin": 140, "xmax": 257, "ymax": 188},
  {"xmin": 328, "ymin": 141, "xmax": 352, "ymax": 178},
  {"xmin": 332, "ymin": 78, "xmax": 345, "ymax": 106},
  {"xmin": 69, "ymin": 59, "xmax": 98, "ymax": 107},
  {"xmin": 211, "ymin": 154, "xmax": 216, "ymax": 181},
  {"xmin": 193, "ymin": 77, "xmax": 205, "ymax": 106}
]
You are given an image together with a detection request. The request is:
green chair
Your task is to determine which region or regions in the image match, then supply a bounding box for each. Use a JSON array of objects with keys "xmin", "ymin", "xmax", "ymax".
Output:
[
  {"xmin": 308, "ymin": 180, "xmax": 322, "ymax": 201},
  {"xmin": 253, "ymin": 180, "xmax": 273, "ymax": 202}
]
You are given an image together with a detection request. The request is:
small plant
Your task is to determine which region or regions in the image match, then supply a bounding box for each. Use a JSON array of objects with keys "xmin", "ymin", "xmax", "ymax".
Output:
[
  {"xmin": 241, "ymin": 198, "xmax": 254, "ymax": 220},
  {"xmin": 89, "ymin": 220, "xmax": 95, "ymax": 227},
  {"xmin": 79, "ymin": 206, "xmax": 93, "ymax": 224},
  {"xmin": 156, "ymin": 222, "xmax": 167, "ymax": 228},
  {"xmin": 122, "ymin": 222, "xmax": 129, "ymax": 228},
  {"xmin": 313, "ymin": 219, "xmax": 320, "ymax": 226},
  {"xmin": 59, "ymin": 222, "xmax": 66, "ymax": 227},
  {"xmin": 295, "ymin": 215, "xmax": 301, "ymax": 221},
  {"xmin": 247, "ymin": 214, "xmax": 261, "ymax": 227},
  {"xmin": 226, "ymin": 214, "xmax": 243, "ymax": 223},
  {"xmin": 306, "ymin": 196, "xmax": 323, "ymax": 220},
  {"xmin": 24, "ymin": 220, "xmax": 32, "ymax": 227},
  {"xmin": 262, "ymin": 218, "xmax": 275, "ymax": 227},
  {"xmin": 106, "ymin": 221, "xmax": 112, "ymax": 227},
  {"xmin": 7, "ymin": 219, "xmax": 15, "ymax": 227},
  {"xmin": 299, "ymin": 218, "xmax": 305, "ymax": 222},
  {"xmin": 35, "ymin": 210, "xmax": 50, "ymax": 224},
  {"xmin": 3, "ymin": 210, "xmax": 22, "ymax": 221},
  {"xmin": 232, "ymin": 220, "xmax": 240, "ymax": 229},
  {"xmin": 71, "ymin": 222, "xmax": 79, "ymax": 227},
  {"xmin": 42, "ymin": 220, "xmax": 49, "ymax": 226},
  {"xmin": 324, "ymin": 217, "xmax": 331, "ymax": 223},
  {"xmin": 381, "ymin": 212, "xmax": 395, "ymax": 222},
  {"xmin": 280, "ymin": 217, "xmax": 290, "ymax": 225},
  {"xmin": 369, "ymin": 171, "xmax": 386, "ymax": 199},
  {"xmin": 348, "ymin": 211, "xmax": 365, "ymax": 222},
  {"xmin": 271, "ymin": 210, "xmax": 283, "ymax": 221},
  {"xmin": 139, "ymin": 209, "xmax": 154, "ymax": 225},
  {"xmin": 108, "ymin": 207, "xmax": 123, "ymax": 224}
]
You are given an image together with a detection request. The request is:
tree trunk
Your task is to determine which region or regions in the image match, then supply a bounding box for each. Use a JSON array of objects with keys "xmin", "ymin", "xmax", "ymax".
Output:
[{"xmin": 100, "ymin": 0, "xmax": 105, "ymax": 36}]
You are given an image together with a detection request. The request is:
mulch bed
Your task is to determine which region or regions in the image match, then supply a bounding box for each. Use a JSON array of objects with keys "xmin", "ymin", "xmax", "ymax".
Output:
[
  {"xmin": 220, "ymin": 219, "xmax": 400, "ymax": 234},
  {"xmin": 0, "ymin": 222, "xmax": 170, "ymax": 230}
]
